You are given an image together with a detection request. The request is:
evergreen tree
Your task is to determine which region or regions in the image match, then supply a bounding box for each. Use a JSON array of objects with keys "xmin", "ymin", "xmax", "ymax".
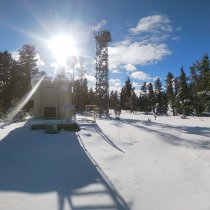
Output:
[
  {"xmin": 0, "ymin": 51, "xmax": 18, "ymax": 111},
  {"xmin": 148, "ymin": 82, "xmax": 155, "ymax": 112},
  {"xmin": 139, "ymin": 82, "xmax": 148, "ymax": 112},
  {"xmin": 131, "ymin": 87, "xmax": 137, "ymax": 112},
  {"xmin": 190, "ymin": 54, "xmax": 210, "ymax": 115},
  {"xmin": 18, "ymin": 44, "xmax": 39, "ymax": 98},
  {"xmin": 87, "ymin": 87, "xmax": 96, "ymax": 105},
  {"xmin": 74, "ymin": 79, "xmax": 81, "ymax": 112},
  {"xmin": 138, "ymin": 95, "xmax": 144, "ymax": 111},
  {"xmin": 190, "ymin": 65, "xmax": 202, "ymax": 115},
  {"xmin": 82, "ymin": 78, "xmax": 88, "ymax": 108},
  {"xmin": 74, "ymin": 78, "xmax": 88, "ymax": 113},
  {"xmin": 109, "ymin": 90, "xmax": 115, "ymax": 109},
  {"xmin": 140, "ymin": 82, "xmax": 147, "ymax": 95},
  {"xmin": 197, "ymin": 54, "xmax": 210, "ymax": 91},
  {"xmin": 166, "ymin": 72, "xmax": 176, "ymax": 115},
  {"xmin": 120, "ymin": 89, "xmax": 126, "ymax": 110},
  {"xmin": 176, "ymin": 67, "xmax": 190, "ymax": 115},
  {"xmin": 161, "ymin": 92, "xmax": 168, "ymax": 114},
  {"xmin": 109, "ymin": 90, "xmax": 119, "ymax": 110},
  {"xmin": 120, "ymin": 78, "xmax": 135, "ymax": 112},
  {"xmin": 154, "ymin": 77, "xmax": 163, "ymax": 114}
]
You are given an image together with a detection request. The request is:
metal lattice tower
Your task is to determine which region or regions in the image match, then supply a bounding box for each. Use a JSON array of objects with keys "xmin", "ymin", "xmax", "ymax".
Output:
[{"xmin": 95, "ymin": 30, "xmax": 112, "ymax": 116}]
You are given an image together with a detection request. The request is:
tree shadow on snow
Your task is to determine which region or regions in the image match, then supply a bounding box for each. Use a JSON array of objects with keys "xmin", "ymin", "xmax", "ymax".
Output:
[
  {"xmin": 112, "ymin": 118, "xmax": 210, "ymax": 150},
  {"xmin": 0, "ymin": 125, "xmax": 130, "ymax": 210}
]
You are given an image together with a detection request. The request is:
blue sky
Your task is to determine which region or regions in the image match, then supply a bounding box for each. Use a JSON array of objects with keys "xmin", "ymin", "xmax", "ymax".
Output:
[{"xmin": 0, "ymin": 0, "xmax": 210, "ymax": 93}]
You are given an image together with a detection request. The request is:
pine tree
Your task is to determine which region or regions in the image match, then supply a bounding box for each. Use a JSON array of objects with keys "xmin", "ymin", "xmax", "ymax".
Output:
[
  {"xmin": 120, "ymin": 89, "xmax": 126, "ymax": 110},
  {"xmin": 190, "ymin": 65, "xmax": 201, "ymax": 115},
  {"xmin": 120, "ymin": 78, "xmax": 135, "ymax": 112},
  {"xmin": 161, "ymin": 92, "xmax": 168, "ymax": 114},
  {"xmin": 139, "ymin": 82, "xmax": 147, "ymax": 112},
  {"xmin": 74, "ymin": 79, "xmax": 81, "ymax": 112},
  {"xmin": 189, "ymin": 54, "xmax": 210, "ymax": 115},
  {"xmin": 18, "ymin": 44, "xmax": 39, "ymax": 98},
  {"xmin": 131, "ymin": 88, "xmax": 138, "ymax": 112},
  {"xmin": 82, "ymin": 78, "xmax": 88, "ymax": 108},
  {"xmin": 140, "ymin": 82, "xmax": 147, "ymax": 95},
  {"xmin": 148, "ymin": 82, "xmax": 155, "ymax": 112},
  {"xmin": 0, "ymin": 51, "xmax": 18, "ymax": 111},
  {"xmin": 166, "ymin": 72, "xmax": 176, "ymax": 115},
  {"xmin": 109, "ymin": 90, "xmax": 115, "ymax": 109},
  {"xmin": 197, "ymin": 54, "xmax": 210, "ymax": 91},
  {"xmin": 87, "ymin": 87, "xmax": 95, "ymax": 105},
  {"xmin": 74, "ymin": 78, "xmax": 88, "ymax": 113},
  {"xmin": 109, "ymin": 90, "xmax": 119, "ymax": 110},
  {"xmin": 176, "ymin": 67, "xmax": 190, "ymax": 115},
  {"xmin": 154, "ymin": 77, "xmax": 163, "ymax": 114},
  {"xmin": 138, "ymin": 95, "xmax": 144, "ymax": 111}
]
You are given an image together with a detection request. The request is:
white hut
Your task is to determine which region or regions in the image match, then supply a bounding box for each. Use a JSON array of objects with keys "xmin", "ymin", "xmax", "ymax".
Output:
[{"xmin": 30, "ymin": 76, "xmax": 74, "ymax": 129}]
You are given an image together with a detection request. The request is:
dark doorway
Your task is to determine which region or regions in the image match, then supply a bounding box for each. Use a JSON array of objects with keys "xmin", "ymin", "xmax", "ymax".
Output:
[{"xmin": 44, "ymin": 107, "xmax": 56, "ymax": 118}]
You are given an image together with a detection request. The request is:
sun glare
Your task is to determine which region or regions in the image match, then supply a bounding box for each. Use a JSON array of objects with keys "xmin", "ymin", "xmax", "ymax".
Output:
[{"xmin": 48, "ymin": 35, "xmax": 78, "ymax": 66}]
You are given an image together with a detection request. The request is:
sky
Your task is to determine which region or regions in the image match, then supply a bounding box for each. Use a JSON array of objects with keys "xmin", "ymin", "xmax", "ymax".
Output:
[{"xmin": 0, "ymin": 0, "xmax": 210, "ymax": 94}]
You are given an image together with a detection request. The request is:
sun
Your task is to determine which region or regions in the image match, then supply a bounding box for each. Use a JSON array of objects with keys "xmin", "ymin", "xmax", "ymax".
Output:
[{"xmin": 48, "ymin": 34, "xmax": 78, "ymax": 66}]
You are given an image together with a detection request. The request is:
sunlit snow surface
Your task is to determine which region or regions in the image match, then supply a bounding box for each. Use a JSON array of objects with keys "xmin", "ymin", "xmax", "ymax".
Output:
[{"xmin": 1, "ymin": 111, "xmax": 210, "ymax": 210}]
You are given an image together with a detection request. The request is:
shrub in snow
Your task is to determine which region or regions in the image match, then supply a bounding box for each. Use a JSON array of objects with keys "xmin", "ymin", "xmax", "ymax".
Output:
[
  {"xmin": 13, "ymin": 110, "xmax": 27, "ymax": 122},
  {"xmin": 0, "ymin": 111, "xmax": 4, "ymax": 121}
]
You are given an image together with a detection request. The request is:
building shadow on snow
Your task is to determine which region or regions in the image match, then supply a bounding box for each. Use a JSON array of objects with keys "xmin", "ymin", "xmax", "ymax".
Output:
[{"xmin": 0, "ymin": 125, "xmax": 130, "ymax": 210}]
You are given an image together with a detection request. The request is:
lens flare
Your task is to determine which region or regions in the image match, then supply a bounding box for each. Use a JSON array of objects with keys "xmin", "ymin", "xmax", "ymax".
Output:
[
  {"xmin": 5, "ymin": 75, "xmax": 45, "ymax": 123},
  {"xmin": 48, "ymin": 35, "xmax": 78, "ymax": 66}
]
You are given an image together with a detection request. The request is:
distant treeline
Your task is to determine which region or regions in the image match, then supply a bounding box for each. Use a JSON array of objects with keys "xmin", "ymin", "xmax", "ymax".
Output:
[
  {"xmin": 83, "ymin": 54, "xmax": 210, "ymax": 116},
  {"xmin": 0, "ymin": 44, "xmax": 209, "ymax": 117},
  {"xmin": 111, "ymin": 54, "xmax": 210, "ymax": 116}
]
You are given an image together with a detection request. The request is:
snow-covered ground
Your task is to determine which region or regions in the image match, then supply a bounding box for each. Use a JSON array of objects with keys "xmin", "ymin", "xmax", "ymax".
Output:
[{"xmin": 1, "ymin": 111, "xmax": 210, "ymax": 210}]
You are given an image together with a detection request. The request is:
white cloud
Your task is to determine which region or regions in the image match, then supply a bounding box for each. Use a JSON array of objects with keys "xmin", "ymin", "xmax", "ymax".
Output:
[
  {"xmin": 111, "ymin": 69, "xmax": 120, "ymax": 74},
  {"xmin": 131, "ymin": 71, "xmax": 151, "ymax": 80},
  {"xmin": 108, "ymin": 14, "xmax": 178, "ymax": 72},
  {"xmin": 35, "ymin": 54, "xmax": 45, "ymax": 67},
  {"xmin": 86, "ymin": 14, "xmax": 179, "ymax": 92},
  {"xmin": 11, "ymin": 51, "xmax": 19, "ymax": 61},
  {"xmin": 143, "ymin": 33, "xmax": 171, "ymax": 43},
  {"xmin": 172, "ymin": 36, "xmax": 181, "ymax": 41},
  {"xmin": 132, "ymin": 82, "xmax": 142, "ymax": 95},
  {"xmin": 85, "ymin": 73, "xmax": 96, "ymax": 88},
  {"xmin": 109, "ymin": 41, "xmax": 172, "ymax": 70},
  {"xmin": 133, "ymin": 82, "xmax": 142, "ymax": 88},
  {"xmin": 130, "ymin": 14, "xmax": 172, "ymax": 34},
  {"xmin": 123, "ymin": 64, "xmax": 136, "ymax": 71},
  {"xmin": 109, "ymin": 78, "xmax": 122, "ymax": 92},
  {"xmin": 93, "ymin": 20, "xmax": 107, "ymax": 31},
  {"xmin": 85, "ymin": 74, "xmax": 96, "ymax": 82}
]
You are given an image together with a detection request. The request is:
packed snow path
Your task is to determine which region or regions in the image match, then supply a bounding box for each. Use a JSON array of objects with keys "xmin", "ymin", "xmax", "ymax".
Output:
[{"xmin": 1, "ymin": 112, "xmax": 210, "ymax": 210}]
